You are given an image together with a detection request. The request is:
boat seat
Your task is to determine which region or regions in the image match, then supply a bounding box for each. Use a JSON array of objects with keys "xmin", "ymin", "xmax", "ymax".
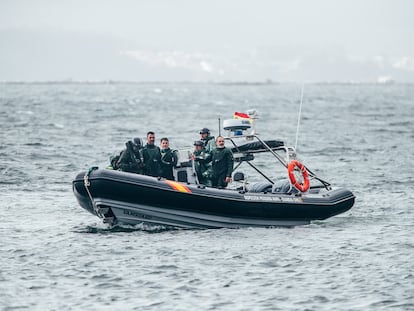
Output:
[
  {"xmin": 246, "ymin": 181, "xmax": 273, "ymax": 193},
  {"xmin": 232, "ymin": 171, "xmax": 247, "ymax": 192},
  {"xmin": 272, "ymin": 179, "xmax": 298, "ymax": 194}
]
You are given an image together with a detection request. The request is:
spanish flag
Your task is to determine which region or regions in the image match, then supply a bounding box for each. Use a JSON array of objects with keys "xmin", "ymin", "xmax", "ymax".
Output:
[
  {"xmin": 233, "ymin": 112, "xmax": 250, "ymax": 119},
  {"xmin": 165, "ymin": 180, "xmax": 192, "ymax": 193}
]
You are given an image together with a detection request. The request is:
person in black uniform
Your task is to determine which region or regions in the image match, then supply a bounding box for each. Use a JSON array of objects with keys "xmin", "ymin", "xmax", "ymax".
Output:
[
  {"xmin": 201, "ymin": 136, "xmax": 233, "ymax": 188},
  {"xmin": 159, "ymin": 137, "xmax": 178, "ymax": 180},
  {"xmin": 141, "ymin": 131, "xmax": 162, "ymax": 177},
  {"xmin": 199, "ymin": 127, "xmax": 216, "ymax": 152},
  {"xmin": 112, "ymin": 137, "xmax": 144, "ymax": 173},
  {"xmin": 192, "ymin": 140, "xmax": 212, "ymax": 186}
]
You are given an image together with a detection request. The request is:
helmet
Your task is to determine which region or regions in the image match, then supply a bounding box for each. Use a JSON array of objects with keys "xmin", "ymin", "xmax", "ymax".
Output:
[
  {"xmin": 194, "ymin": 140, "xmax": 204, "ymax": 147},
  {"xmin": 133, "ymin": 137, "xmax": 143, "ymax": 147},
  {"xmin": 199, "ymin": 128, "xmax": 210, "ymax": 134}
]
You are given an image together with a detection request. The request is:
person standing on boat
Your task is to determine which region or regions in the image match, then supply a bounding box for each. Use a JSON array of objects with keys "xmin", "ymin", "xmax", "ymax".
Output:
[
  {"xmin": 114, "ymin": 137, "xmax": 144, "ymax": 173},
  {"xmin": 159, "ymin": 137, "xmax": 178, "ymax": 180},
  {"xmin": 141, "ymin": 131, "xmax": 162, "ymax": 177},
  {"xmin": 202, "ymin": 136, "xmax": 234, "ymax": 188},
  {"xmin": 199, "ymin": 128, "xmax": 216, "ymax": 153},
  {"xmin": 192, "ymin": 140, "xmax": 212, "ymax": 187}
]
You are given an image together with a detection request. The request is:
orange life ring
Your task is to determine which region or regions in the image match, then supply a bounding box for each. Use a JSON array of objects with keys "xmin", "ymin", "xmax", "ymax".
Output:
[{"xmin": 288, "ymin": 160, "xmax": 310, "ymax": 192}]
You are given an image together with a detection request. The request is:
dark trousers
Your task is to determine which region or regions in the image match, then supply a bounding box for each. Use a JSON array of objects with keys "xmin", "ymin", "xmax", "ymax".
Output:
[{"xmin": 211, "ymin": 173, "xmax": 228, "ymax": 189}]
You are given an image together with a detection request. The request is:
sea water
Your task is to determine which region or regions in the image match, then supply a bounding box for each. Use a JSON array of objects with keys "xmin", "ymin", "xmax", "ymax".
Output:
[{"xmin": 0, "ymin": 82, "xmax": 413, "ymax": 310}]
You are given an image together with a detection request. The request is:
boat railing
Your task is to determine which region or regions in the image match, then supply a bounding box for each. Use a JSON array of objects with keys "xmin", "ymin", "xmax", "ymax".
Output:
[
  {"xmin": 225, "ymin": 134, "xmax": 290, "ymax": 185},
  {"xmin": 172, "ymin": 133, "xmax": 331, "ymax": 190},
  {"xmin": 225, "ymin": 134, "xmax": 331, "ymax": 190}
]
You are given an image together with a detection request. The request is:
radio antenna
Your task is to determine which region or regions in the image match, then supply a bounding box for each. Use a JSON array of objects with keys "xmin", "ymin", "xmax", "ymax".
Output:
[
  {"xmin": 294, "ymin": 83, "xmax": 305, "ymax": 151},
  {"xmin": 218, "ymin": 115, "xmax": 221, "ymax": 136}
]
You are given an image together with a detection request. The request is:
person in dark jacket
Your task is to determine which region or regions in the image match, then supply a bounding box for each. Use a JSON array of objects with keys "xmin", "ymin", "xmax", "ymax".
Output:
[
  {"xmin": 202, "ymin": 136, "xmax": 233, "ymax": 188},
  {"xmin": 192, "ymin": 140, "xmax": 212, "ymax": 187},
  {"xmin": 112, "ymin": 137, "xmax": 144, "ymax": 173},
  {"xmin": 199, "ymin": 127, "xmax": 216, "ymax": 152},
  {"xmin": 159, "ymin": 137, "xmax": 178, "ymax": 180},
  {"xmin": 141, "ymin": 131, "xmax": 162, "ymax": 177}
]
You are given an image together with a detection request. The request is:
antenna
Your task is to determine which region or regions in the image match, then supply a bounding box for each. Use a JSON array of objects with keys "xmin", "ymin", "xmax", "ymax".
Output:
[
  {"xmin": 218, "ymin": 115, "xmax": 221, "ymax": 136},
  {"xmin": 294, "ymin": 83, "xmax": 305, "ymax": 150}
]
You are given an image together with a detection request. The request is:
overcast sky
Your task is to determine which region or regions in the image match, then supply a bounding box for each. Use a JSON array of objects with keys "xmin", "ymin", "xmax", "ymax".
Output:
[{"xmin": 0, "ymin": 0, "xmax": 413, "ymax": 82}]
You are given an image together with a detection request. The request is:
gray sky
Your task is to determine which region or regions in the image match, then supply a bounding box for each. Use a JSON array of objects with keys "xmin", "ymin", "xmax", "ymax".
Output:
[{"xmin": 0, "ymin": 0, "xmax": 413, "ymax": 82}]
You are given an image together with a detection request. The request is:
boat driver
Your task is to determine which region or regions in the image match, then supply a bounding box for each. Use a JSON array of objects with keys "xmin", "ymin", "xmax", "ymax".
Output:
[{"xmin": 199, "ymin": 136, "xmax": 234, "ymax": 188}]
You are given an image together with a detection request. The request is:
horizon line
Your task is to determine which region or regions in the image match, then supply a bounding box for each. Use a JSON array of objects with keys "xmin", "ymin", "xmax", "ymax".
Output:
[{"xmin": 0, "ymin": 79, "xmax": 409, "ymax": 85}]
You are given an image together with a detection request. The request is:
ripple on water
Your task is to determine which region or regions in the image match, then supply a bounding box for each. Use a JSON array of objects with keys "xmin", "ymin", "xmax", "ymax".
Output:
[{"xmin": 1, "ymin": 83, "xmax": 414, "ymax": 310}]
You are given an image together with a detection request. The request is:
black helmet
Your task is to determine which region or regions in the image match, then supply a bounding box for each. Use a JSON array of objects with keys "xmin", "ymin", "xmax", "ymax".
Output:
[
  {"xmin": 133, "ymin": 137, "xmax": 143, "ymax": 147},
  {"xmin": 194, "ymin": 140, "xmax": 204, "ymax": 147},
  {"xmin": 199, "ymin": 128, "xmax": 210, "ymax": 134}
]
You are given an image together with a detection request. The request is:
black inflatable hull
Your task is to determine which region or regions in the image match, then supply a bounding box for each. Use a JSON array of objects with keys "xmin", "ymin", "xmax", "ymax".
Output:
[{"xmin": 73, "ymin": 169, "xmax": 355, "ymax": 228}]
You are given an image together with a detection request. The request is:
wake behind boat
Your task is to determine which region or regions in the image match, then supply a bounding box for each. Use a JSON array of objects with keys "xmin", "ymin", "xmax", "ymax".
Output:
[{"xmin": 72, "ymin": 111, "xmax": 355, "ymax": 228}]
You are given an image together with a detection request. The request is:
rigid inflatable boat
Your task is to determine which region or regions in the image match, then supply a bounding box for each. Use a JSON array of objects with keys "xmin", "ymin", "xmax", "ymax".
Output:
[{"xmin": 73, "ymin": 112, "xmax": 355, "ymax": 228}]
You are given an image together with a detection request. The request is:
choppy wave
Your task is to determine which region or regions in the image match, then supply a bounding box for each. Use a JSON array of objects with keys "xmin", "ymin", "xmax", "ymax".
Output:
[{"xmin": 1, "ymin": 83, "xmax": 413, "ymax": 310}]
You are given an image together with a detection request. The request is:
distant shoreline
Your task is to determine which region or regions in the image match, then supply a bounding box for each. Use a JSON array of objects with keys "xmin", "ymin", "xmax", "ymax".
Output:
[{"xmin": 0, "ymin": 80, "xmax": 410, "ymax": 85}]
